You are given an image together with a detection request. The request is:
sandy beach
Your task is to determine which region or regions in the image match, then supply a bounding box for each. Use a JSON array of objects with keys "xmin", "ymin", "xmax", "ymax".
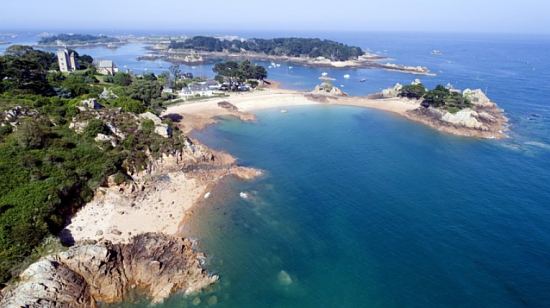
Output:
[
  {"xmin": 64, "ymin": 146, "xmax": 261, "ymax": 244},
  {"xmin": 164, "ymin": 87, "xmax": 420, "ymax": 134}
]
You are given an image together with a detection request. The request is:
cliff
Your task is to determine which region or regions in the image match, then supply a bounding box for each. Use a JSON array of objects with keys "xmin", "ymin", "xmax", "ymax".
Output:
[{"xmin": 0, "ymin": 233, "xmax": 218, "ymax": 307}]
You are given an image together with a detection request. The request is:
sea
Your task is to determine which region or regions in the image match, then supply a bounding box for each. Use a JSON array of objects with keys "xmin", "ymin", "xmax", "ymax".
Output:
[{"xmin": 2, "ymin": 31, "xmax": 550, "ymax": 307}]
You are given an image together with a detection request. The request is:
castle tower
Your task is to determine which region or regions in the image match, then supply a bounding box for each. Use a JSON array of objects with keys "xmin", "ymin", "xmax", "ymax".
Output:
[{"xmin": 57, "ymin": 49, "xmax": 78, "ymax": 72}]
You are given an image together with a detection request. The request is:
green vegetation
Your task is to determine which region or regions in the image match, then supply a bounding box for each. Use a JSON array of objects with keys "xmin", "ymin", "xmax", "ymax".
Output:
[
  {"xmin": 38, "ymin": 34, "xmax": 120, "ymax": 45},
  {"xmin": 399, "ymin": 84, "xmax": 471, "ymax": 112},
  {"xmin": 398, "ymin": 84, "xmax": 427, "ymax": 99},
  {"xmin": 213, "ymin": 60, "xmax": 267, "ymax": 90},
  {"xmin": 0, "ymin": 46, "xmax": 183, "ymax": 285},
  {"xmin": 169, "ymin": 36, "xmax": 364, "ymax": 61}
]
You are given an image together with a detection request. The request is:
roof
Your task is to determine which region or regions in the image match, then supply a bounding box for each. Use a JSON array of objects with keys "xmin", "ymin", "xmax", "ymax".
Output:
[
  {"xmin": 96, "ymin": 60, "xmax": 115, "ymax": 68},
  {"xmin": 188, "ymin": 83, "xmax": 210, "ymax": 92}
]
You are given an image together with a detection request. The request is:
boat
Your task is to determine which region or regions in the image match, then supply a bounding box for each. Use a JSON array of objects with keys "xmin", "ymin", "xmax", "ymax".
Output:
[
  {"xmin": 343, "ymin": 74, "xmax": 350, "ymax": 79},
  {"xmin": 321, "ymin": 72, "xmax": 328, "ymax": 77},
  {"xmin": 431, "ymin": 49, "xmax": 443, "ymax": 56},
  {"xmin": 360, "ymin": 78, "xmax": 367, "ymax": 82}
]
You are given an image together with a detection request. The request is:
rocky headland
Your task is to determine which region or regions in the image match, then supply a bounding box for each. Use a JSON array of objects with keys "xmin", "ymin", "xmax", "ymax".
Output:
[
  {"xmin": 0, "ymin": 233, "xmax": 218, "ymax": 307},
  {"xmin": 380, "ymin": 82, "xmax": 508, "ymax": 139}
]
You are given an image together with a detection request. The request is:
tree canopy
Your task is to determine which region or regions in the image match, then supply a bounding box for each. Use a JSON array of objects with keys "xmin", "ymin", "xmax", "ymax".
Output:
[
  {"xmin": 170, "ymin": 36, "xmax": 364, "ymax": 61},
  {"xmin": 213, "ymin": 60, "xmax": 267, "ymax": 84}
]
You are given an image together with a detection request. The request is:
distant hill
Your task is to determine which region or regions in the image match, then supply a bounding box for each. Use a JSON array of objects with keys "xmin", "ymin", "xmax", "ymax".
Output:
[
  {"xmin": 169, "ymin": 36, "xmax": 364, "ymax": 62},
  {"xmin": 38, "ymin": 34, "xmax": 120, "ymax": 45}
]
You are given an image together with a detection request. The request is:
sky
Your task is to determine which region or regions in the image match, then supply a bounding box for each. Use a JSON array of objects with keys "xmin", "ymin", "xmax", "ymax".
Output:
[{"xmin": 1, "ymin": 0, "xmax": 549, "ymax": 34}]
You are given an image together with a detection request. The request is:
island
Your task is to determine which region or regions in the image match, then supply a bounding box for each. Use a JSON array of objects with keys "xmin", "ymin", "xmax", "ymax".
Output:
[
  {"xmin": 38, "ymin": 33, "xmax": 125, "ymax": 48},
  {"xmin": 142, "ymin": 36, "xmax": 433, "ymax": 75}
]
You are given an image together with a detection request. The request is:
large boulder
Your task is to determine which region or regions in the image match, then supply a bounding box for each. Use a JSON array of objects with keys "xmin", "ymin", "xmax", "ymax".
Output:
[{"xmin": 441, "ymin": 108, "xmax": 485, "ymax": 130}]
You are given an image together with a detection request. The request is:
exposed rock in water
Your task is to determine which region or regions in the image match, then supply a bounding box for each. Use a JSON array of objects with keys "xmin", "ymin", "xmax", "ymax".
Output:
[
  {"xmin": 217, "ymin": 101, "xmax": 239, "ymax": 112},
  {"xmin": 312, "ymin": 81, "xmax": 347, "ymax": 96},
  {"xmin": 277, "ymin": 270, "xmax": 293, "ymax": 286},
  {"xmin": 0, "ymin": 233, "xmax": 218, "ymax": 307}
]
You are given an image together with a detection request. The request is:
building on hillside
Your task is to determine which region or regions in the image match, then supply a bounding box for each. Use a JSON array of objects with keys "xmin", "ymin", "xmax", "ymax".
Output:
[
  {"xmin": 57, "ymin": 49, "xmax": 78, "ymax": 72},
  {"xmin": 95, "ymin": 60, "xmax": 119, "ymax": 75},
  {"xmin": 179, "ymin": 80, "xmax": 221, "ymax": 99}
]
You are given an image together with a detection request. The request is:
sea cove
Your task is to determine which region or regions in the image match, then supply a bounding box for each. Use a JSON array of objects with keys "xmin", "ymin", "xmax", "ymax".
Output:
[
  {"xmin": 1, "ymin": 29, "xmax": 550, "ymax": 307},
  {"xmin": 174, "ymin": 105, "xmax": 550, "ymax": 307}
]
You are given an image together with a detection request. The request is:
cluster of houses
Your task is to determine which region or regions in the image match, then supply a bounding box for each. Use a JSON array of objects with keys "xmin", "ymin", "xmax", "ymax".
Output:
[
  {"xmin": 57, "ymin": 48, "xmax": 119, "ymax": 75},
  {"xmin": 176, "ymin": 80, "xmax": 252, "ymax": 99}
]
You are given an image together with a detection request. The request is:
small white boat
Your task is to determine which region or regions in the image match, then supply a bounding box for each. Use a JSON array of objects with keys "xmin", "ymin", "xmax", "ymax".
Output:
[
  {"xmin": 321, "ymin": 72, "xmax": 328, "ymax": 77},
  {"xmin": 360, "ymin": 78, "xmax": 367, "ymax": 82},
  {"xmin": 343, "ymin": 74, "xmax": 350, "ymax": 79},
  {"xmin": 288, "ymin": 66, "xmax": 293, "ymax": 69},
  {"xmin": 280, "ymin": 109, "xmax": 288, "ymax": 113}
]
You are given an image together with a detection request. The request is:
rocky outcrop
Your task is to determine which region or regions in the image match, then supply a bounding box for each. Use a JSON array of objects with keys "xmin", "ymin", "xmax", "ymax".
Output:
[
  {"xmin": 441, "ymin": 108, "xmax": 485, "ymax": 130},
  {"xmin": 312, "ymin": 81, "xmax": 346, "ymax": 96},
  {"xmin": 381, "ymin": 83, "xmax": 403, "ymax": 98},
  {"xmin": 405, "ymin": 89, "xmax": 508, "ymax": 139},
  {"xmin": 0, "ymin": 233, "xmax": 217, "ymax": 307},
  {"xmin": 139, "ymin": 111, "xmax": 173, "ymax": 138}
]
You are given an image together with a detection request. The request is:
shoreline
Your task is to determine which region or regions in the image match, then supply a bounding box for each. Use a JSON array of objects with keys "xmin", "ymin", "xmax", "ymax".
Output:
[
  {"xmin": 2, "ymin": 84, "xmax": 508, "ymax": 306},
  {"xmin": 63, "ymin": 140, "xmax": 262, "ymax": 244},
  {"xmin": 65, "ymin": 84, "xmax": 508, "ymax": 246},
  {"xmin": 163, "ymin": 87, "xmax": 505, "ymax": 138},
  {"xmin": 142, "ymin": 48, "xmax": 433, "ymax": 75}
]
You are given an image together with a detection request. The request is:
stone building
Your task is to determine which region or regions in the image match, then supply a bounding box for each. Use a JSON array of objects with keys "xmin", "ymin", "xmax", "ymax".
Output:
[
  {"xmin": 57, "ymin": 49, "xmax": 78, "ymax": 72},
  {"xmin": 95, "ymin": 60, "xmax": 119, "ymax": 75}
]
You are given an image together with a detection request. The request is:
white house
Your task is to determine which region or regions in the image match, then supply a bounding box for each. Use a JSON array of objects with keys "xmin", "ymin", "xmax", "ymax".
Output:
[{"xmin": 179, "ymin": 80, "xmax": 221, "ymax": 99}]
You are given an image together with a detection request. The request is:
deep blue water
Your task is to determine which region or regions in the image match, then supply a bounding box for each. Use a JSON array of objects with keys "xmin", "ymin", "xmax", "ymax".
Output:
[{"xmin": 2, "ymin": 31, "xmax": 550, "ymax": 307}]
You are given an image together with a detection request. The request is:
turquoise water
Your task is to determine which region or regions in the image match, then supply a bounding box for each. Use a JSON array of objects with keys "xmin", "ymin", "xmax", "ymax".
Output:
[
  {"xmin": 3, "ymin": 32, "xmax": 550, "ymax": 306},
  {"xmin": 164, "ymin": 105, "xmax": 550, "ymax": 307}
]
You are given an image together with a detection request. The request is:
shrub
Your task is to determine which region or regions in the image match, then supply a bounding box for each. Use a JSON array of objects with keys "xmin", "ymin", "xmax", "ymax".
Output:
[{"xmin": 84, "ymin": 119, "xmax": 108, "ymax": 138}]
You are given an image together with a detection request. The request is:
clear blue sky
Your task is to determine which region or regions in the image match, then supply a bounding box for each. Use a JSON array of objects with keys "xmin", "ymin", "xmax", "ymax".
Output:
[{"xmin": 1, "ymin": 0, "xmax": 549, "ymax": 34}]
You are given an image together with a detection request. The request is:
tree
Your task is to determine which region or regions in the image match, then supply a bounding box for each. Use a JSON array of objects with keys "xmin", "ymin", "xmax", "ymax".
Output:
[
  {"xmin": 169, "ymin": 64, "xmax": 181, "ymax": 80},
  {"xmin": 113, "ymin": 72, "xmax": 133, "ymax": 86},
  {"xmin": 77, "ymin": 54, "xmax": 94, "ymax": 69},
  {"xmin": 213, "ymin": 60, "xmax": 268, "ymax": 91},
  {"xmin": 127, "ymin": 79, "xmax": 163, "ymax": 105},
  {"xmin": 142, "ymin": 73, "xmax": 157, "ymax": 81},
  {"xmin": 399, "ymin": 84, "xmax": 426, "ymax": 99}
]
